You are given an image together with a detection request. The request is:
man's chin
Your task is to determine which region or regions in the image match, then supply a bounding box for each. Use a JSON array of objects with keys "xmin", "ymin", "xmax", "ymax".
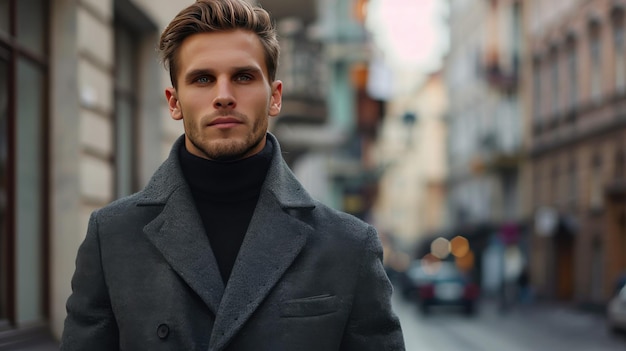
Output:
[
  {"xmin": 188, "ymin": 131, "xmax": 266, "ymax": 161},
  {"xmin": 203, "ymin": 139, "xmax": 252, "ymax": 161}
]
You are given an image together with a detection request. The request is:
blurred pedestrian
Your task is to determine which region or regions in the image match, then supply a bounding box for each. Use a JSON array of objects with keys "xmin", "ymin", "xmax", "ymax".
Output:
[
  {"xmin": 615, "ymin": 272, "xmax": 626, "ymax": 294},
  {"xmin": 517, "ymin": 265, "xmax": 532, "ymax": 304},
  {"xmin": 60, "ymin": 0, "xmax": 404, "ymax": 350}
]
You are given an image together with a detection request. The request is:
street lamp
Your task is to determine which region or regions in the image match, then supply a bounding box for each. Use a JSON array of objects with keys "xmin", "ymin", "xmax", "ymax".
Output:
[{"xmin": 402, "ymin": 111, "xmax": 416, "ymax": 147}]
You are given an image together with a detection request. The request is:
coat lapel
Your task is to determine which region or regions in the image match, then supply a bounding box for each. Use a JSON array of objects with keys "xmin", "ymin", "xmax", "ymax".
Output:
[
  {"xmin": 139, "ymin": 136, "xmax": 224, "ymax": 316},
  {"xmin": 209, "ymin": 133, "xmax": 316, "ymax": 351},
  {"xmin": 137, "ymin": 134, "xmax": 316, "ymax": 350},
  {"xmin": 142, "ymin": 188, "xmax": 225, "ymax": 316}
]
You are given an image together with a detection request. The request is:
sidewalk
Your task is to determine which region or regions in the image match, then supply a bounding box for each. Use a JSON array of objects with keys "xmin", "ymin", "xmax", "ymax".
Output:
[{"xmin": 479, "ymin": 297, "xmax": 614, "ymax": 338}]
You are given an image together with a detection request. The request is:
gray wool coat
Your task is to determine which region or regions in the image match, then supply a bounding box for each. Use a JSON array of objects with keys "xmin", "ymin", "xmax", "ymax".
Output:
[{"xmin": 61, "ymin": 133, "xmax": 405, "ymax": 351}]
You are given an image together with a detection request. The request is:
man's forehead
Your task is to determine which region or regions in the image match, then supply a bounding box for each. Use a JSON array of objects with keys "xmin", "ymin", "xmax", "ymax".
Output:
[
  {"xmin": 181, "ymin": 30, "xmax": 261, "ymax": 53},
  {"xmin": 178, "ymin": 31, "xmax": 269, "ymax": 75}
]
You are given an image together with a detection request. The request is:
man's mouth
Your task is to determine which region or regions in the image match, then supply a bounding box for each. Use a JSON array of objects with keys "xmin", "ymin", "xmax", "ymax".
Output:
[{"xmin": 208, "ymin": 117, "xmax": 243, "ymax": 129}]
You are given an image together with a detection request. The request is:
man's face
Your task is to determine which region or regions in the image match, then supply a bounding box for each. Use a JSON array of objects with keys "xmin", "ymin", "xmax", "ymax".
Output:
[{"xmin": 165, "ymin": 30, "xmax": 282, "ymax": 161}]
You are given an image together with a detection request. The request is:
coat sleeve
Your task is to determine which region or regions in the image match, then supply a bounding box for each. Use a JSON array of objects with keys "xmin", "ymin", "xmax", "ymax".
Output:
[
  {"xmin": 340, "ymin": 226, "xmax": 405, "ymax": 351},
  {"xmin": 60, "ymin": 211, "xmax": 119, "ymax": 351}
]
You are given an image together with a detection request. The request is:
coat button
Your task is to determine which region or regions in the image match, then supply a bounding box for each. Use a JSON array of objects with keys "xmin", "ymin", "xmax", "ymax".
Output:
[{"xmin": 157, "ymin": 324, "xmax": 169, "ymax": 339}]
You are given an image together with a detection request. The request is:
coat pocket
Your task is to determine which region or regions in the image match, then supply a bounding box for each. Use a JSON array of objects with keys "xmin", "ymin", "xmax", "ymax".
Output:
[{"xmin": 280, "ymin": 294, "xmax": 339, "ymax": 318}]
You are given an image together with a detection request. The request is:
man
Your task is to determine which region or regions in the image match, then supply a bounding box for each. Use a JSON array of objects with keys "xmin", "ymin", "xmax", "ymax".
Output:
[{"xmin": 61, "ymin": 0, "xmax": 405, "ymax": 350}]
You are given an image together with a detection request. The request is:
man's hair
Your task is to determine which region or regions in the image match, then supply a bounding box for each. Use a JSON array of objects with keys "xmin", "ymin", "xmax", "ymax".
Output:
[{"xmin": 158, "ymin": 0, "xmax": 280, "ymax": 88}]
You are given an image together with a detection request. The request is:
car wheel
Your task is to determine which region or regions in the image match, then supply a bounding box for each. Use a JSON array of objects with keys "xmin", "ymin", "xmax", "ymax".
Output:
[
  {"xmin": 463, "ymin": 303, "xmax": 476, "ymax": 316},
  {"xmin": 607, "ymin": 321, "xmax": 621, "ymax": 335},
  {"xmin": 420, "ymin": 303, "xmax": 431, "ymax": 315}
]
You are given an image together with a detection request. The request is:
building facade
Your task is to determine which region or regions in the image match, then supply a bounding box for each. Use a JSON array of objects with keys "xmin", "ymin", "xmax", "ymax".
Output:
[
  {"xmin": 444, "ymin": 0, "xmax": 526, "ymax": 293},
  {"xmin": 261, "ymin": 0, "xmax": 377, "ymax": 214},
  {"xmin": 0, "ymin": 0, "xmax": 193, "ymax": 347},
  {"xmin": 373, "ymin": 72, "xmax": 448, "ymax": 251},
  {"xmin": 527, "ymin": 0, "xmax": 626, "ymax": 305}
]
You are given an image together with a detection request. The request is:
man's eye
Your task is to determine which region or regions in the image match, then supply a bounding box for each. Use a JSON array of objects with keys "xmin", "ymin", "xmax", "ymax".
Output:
[
  {"xmin": 236, "ymin": 74, "xmax": 253, "ymax": 82},
  {"xmin": 195, "ymin": 76, "xmax": 210, "ymax": 84}
]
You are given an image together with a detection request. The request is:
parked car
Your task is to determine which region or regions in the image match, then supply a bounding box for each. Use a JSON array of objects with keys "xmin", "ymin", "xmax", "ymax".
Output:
[
  {"xmin": 607, "ymin": 284, "xmax": 626, "ymax": 334},
  {"xmin": 416, "ymin": 261, "xmax": 479, "ymax": 316}
]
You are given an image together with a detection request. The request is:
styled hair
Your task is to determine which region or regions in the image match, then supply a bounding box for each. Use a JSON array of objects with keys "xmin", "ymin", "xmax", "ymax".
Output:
[{"xmin": 158, "ymin": 0, "xmax": 280, "ymax": 88}]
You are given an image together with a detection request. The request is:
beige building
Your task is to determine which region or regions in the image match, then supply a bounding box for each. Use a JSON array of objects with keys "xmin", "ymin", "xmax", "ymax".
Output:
[
  {"xmin": 445, "ymin": 0, "xmax": 525, "ymax": 231},
  {"xmin": 0, "ymin": 0, "xmax": 194, "ymax": 347},
  {"xmin": 526, "ymin": 0, "xmax": 626, "ymax": 304},
  {"xmin": 373, "ymin": 72, "xmax": 448, "ymax": 251},
  {"xmin": 440, "ymin": 0, "xmax": 527, "ymax": 296}
]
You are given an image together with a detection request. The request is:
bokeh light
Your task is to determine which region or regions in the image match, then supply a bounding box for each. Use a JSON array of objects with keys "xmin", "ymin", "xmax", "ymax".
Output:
[
  {"xmin": 450, "ymin": 235, "xmax": 470, "ymax": 258},
  {"xmin": 430, "ymin": 237, "xmax": 451, "ymax": 259}
]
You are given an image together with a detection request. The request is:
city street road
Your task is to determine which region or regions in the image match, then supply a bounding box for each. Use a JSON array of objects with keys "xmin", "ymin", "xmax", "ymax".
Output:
[{"xmin": 393, "ymin": 291, "xmax": 626, "ymax": 351}]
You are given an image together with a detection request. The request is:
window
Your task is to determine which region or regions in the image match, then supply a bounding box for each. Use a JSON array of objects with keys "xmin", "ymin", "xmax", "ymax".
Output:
[
  {"xmin": 566, "ymin": 37, "xmax": 578, "ymax": 110},
  {"xmin": 615, "ymin": 149, "xmax": 625, "ymax": 179},
  {"xmin": 589, "ymin": 23, "xmax": 603, "ymax": 103},
  {"xmin": 589, "ymin": 154, "xmax": 604, "ymax": 211},
  {"xmin": 277, "ymin": 22, "xmax": 325, "ymax": 102},
  {"xmin": 568, "ymin": 160, "xmax": 577, "ymax": 210},
  {"xmin": 613, "ymin": 10, "xmax": 626, "ymax": 93},
  {"xmin": 551, "ymin": 164, "xmax": 559, "ymax": 206},
  {"xmin": 114, "ymin": 21, "xmax": 139, "ymax": 198},
  {"xmin": 502, "ymin": 171, "xmax": 518, "ymax": 220},
  {"xmin": 542, "ymin": 56, "xmax": 550, "ymax": 118},
  {"xmin": 533, "ymin": 166, "xmax": 540, "ymax": 208},
  {"xmin": 533, "ymin": 57, "xmax": 542, "ymax": 122},
  {"xmin": 590, "ymin": 237, "xmax": 604, "ymax": 301},
  {"xmin": 511, "ymin": 1, "xmax": 522, "ymax": 75},
  {"xmin": 0, "ymin": 44, "xmax": 8, "ymax": 328},
  {"xmin": 550, "ymin": 48, "xmax": 559, "ymax": 115},
  {"xmin": 113, "ymin": 0, "xmax": 158, "ymax": 198},
  {"xmin": 0, "ymin": 0, "xmax": 49, "ymax": 332}
]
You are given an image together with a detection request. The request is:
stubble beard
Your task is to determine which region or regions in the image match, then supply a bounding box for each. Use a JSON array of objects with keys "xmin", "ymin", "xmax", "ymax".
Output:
[{"xmin": 186, "ymin": 114, "xmax": 268, "ymax": 161}]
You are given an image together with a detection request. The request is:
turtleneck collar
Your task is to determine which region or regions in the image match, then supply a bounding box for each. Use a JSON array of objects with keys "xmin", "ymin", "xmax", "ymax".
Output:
[{"xmin": 178, "ymin": 136, "xmax": 274, "ymax": 203}]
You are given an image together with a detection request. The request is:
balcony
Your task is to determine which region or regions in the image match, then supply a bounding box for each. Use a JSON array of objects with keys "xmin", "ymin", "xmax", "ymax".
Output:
[
  {"xmin": 482, "ymin": 56, "xmax": 519, "ymax": 94},
  {"xmin": 478, "ymin": 132, "xmax": 523, "ymax": 173},
  {"xmin": 273, "ymin": 19, "xmax": 327, "ymax": 126}
]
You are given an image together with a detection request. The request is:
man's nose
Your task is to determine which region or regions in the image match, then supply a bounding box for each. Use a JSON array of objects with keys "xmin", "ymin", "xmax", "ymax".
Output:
[{"xmin": 213, "ymin": 80, "xmax": 236, "ymax": 108}]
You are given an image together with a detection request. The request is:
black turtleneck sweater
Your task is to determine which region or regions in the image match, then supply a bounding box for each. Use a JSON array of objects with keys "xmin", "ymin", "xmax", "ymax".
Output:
[{"xmin": 179, "ymin": 139, "xmax": 273, "ymax": 284}]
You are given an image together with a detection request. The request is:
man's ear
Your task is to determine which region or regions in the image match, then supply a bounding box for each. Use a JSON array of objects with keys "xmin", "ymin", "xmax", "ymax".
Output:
[
  {"xmin": 165, "ymin": 87, "xmax": 182, "ymax": 120},
  {"xmin": 269, "ymin": 80, "xmax": 283, "ymax": 117}
]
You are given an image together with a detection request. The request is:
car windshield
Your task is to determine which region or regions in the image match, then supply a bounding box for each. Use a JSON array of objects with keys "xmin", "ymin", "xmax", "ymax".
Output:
[{"xmin": 422, "ymin": 261, "xmax": 464, "ymax": 280}]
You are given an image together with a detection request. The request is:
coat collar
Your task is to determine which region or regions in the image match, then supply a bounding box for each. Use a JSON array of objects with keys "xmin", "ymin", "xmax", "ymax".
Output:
[
  {"xmin": 139, "ymin": 133, "xmax": 316, "ymax": 350},
  {"xmin": 138, "ymin": 133, "xmax": 316, "ymax": 209}
]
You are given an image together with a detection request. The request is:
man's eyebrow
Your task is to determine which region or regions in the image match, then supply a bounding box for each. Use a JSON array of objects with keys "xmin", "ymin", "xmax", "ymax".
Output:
[
  {"xmin": 184, "ymin": 68, "xmax": 213, "ymax": 81},
  {"xmin": 233, "ymin": 66, "xmax": 263, "ymax": 75},
  {"xmin": 184, "ymin": 66, "xmax": 263, "ymax": 81}
]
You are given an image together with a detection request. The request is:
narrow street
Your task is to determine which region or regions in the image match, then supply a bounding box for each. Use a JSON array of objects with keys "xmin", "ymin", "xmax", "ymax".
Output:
[{"xmin": 393, "ymin": 290, "xmax": 626, "ymax": 351}]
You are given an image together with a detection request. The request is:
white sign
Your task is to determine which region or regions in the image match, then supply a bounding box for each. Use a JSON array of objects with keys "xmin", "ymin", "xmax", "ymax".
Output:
[{"xmin": 535, "ymin": 206, "xmax": 557, "ymax": 237}]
